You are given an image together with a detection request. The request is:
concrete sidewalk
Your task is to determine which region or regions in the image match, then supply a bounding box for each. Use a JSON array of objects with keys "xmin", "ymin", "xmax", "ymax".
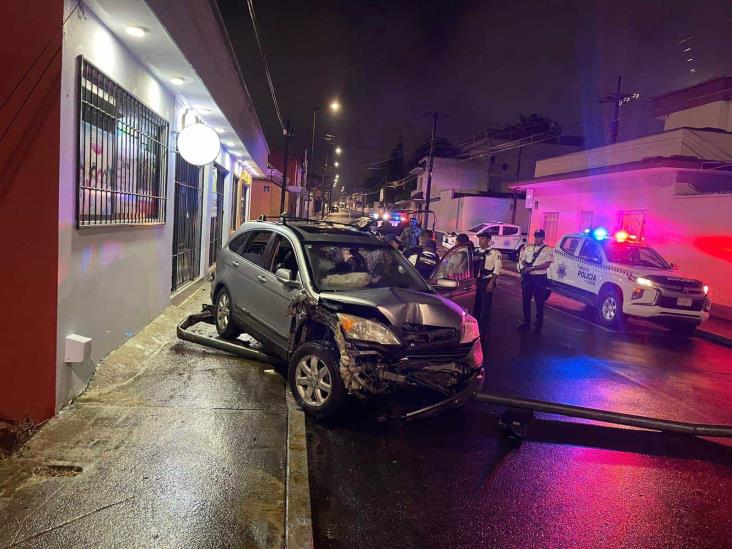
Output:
[{"xmin": 0, "ymin": 286, "xmax": 312, "ymax": 548}]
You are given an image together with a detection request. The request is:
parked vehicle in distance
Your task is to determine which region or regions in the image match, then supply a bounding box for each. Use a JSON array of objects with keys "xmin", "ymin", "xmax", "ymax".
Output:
[
  {"xmin": 548, "ymin": 229, "xmax": 711, "ymax": 332},
  {"xmin": 442, "ymin": 222, "xmax": 527, "ymax": 259},
  {"xmin": 211, "ymin": 218, "xmax": 484, "ymax": 418}
]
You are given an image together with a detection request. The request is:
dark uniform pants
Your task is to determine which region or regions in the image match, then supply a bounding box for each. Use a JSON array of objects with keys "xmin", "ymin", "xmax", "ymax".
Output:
[
  {"xmin": 522, "ymin": 274, "xmax": 548, "ymax": 327},
  {"xmin": 475, "ymin": 279, "xmax": 494, "ymax": 334}
]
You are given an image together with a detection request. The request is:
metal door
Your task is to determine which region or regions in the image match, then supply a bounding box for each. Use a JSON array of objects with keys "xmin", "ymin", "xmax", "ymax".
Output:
[
  {"xmin": 429, "ymin": 243, "xmax": 477, "ymax": 313},
  {"xmin": 171, "ymin": 153, "xmax": 203, "ymax": 291},
  {"xmin": 208, "ymin": 165, "xmax": 226, "ymax": 266}
]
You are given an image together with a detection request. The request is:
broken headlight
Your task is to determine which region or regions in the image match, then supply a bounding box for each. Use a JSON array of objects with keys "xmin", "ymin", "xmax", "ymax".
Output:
[
  {"xmin": 460, "ymin": 313, "xmax": 480, "ymax": 343},
  {"xmin": 337, "ymin": 313, "xmax": 401, "ymax": 346}
]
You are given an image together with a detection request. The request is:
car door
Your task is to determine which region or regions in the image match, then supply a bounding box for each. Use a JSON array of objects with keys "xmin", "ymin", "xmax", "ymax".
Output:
[
  {"xmin": 575, "ymin": 238, "xmax": 604, "ymax": 298},
  {"xmin": 429, "ymin": 243, "xmax": 477, "ymax": 314},
  {"xmin": 499, "ymin": 225, "xmax": 520, "ymax": 251},
  {"xmin": 229, "ymin": 229, "xmax": 276, "ymax": 325},
  {"xmin": 257, "ymin": 234, "xmax": 303, "ymax": 344},
  {"xmin": 551, "ymin": 235, "xmax": 583, "ymax": 288}
]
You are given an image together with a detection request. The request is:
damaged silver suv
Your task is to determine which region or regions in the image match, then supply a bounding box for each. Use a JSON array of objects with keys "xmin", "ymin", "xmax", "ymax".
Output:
[{"xmin": 211, "ymin": 218, "xmax": 484, "ymax": 419}]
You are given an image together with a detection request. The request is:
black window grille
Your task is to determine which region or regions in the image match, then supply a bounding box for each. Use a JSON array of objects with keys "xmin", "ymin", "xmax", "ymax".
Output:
[
  {"xmin": 208, "ymin": 166, "xmax": 226, "ymax": 266},
  {"xmin": 77, "ymin": 57, "xmax": 169, "ymax": 227},
  {"xmin": 171, "ymin": 153, "xmax": 203, "ymax": 291}
]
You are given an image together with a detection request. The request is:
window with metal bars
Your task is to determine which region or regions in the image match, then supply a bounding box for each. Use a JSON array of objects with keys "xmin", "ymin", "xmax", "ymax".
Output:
[
  {"xmin": 77, "ymin": 58, "xmax": 169, "ymax": 227},
  {"xmin": 230, "ymin": 176, "xmax": 239, "ymax": 231}
]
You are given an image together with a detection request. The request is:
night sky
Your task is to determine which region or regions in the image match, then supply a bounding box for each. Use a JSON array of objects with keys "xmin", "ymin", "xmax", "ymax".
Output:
[{"xmin": 218, "ymin": 0, "xmax": 732, "ymax": 191}]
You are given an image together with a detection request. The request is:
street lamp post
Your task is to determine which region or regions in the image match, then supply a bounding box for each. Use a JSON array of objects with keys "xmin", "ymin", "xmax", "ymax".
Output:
[{"xmin": 307, "ymin": 100, "xmax": 340, "ymax": 219}]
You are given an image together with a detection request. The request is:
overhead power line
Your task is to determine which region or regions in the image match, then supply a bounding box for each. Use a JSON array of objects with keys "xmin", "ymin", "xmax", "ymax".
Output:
[{"xmin": 246, "ymin": 0, "xmax": 285, "ymax": 130}]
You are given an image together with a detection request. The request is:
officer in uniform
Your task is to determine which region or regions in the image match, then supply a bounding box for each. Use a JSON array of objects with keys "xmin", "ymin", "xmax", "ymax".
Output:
[
  {"xmin": 517, "ymin": 229, "xmax": 554, "ymax": 333},
  {"xmin": 405, "ymin": 230, "xmax": 439, "ymax": 279},
  {"xmin": 473, "ymin": 232, "xmax": 502, "ymax": 334}
]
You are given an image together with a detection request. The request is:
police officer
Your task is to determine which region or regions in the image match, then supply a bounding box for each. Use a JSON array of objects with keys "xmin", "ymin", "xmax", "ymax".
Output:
[
  {"xmin": 405, "ymin": 230, "xmax": 439, "ymax": 279},
  {"xmin": 473, "ymin": 232, "xmax": 502, "ymax": 334},
  {"xmin": 517, "ymin": 229, "xmax": 554, "ymax": 333},
  {"xmin": 400, "ymin": 217, "xmax": 422, "ymax": 250}
]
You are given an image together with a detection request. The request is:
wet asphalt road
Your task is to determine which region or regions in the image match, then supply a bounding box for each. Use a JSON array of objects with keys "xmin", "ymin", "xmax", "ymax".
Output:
[{"xmin": 306, "ymin": 275, "xmax": 732, "ymax": 548}]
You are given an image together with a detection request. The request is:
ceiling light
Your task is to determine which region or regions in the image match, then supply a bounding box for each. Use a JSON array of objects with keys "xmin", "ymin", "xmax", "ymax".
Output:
[
  {"xmin": 197, "ymin": 107, "xmax": 212, "ymax": 113},
  {"xmin": 215, "ymin": 128, "xmax": 225, "ymax": 134},
  {"xmin": 224, "ymin": 141, "xmax": 235, "ymax": 146},
  {"xmin": 125, "ymin": 26, "xmax": 148, "ymax": 38},
  {"xmin": 170, "ymin": 77, "xmax": 185, "ymax": 86}
]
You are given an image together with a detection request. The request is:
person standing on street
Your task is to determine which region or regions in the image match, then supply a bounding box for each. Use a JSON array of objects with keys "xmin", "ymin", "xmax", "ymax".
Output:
[
  {"xmin": 400, "ymin": 217, "xmax": 421, "ymax": 251},
  {"xmin": 473, "ymin": 232, "xmax": 502, "ymax": 334},
  {"xmin": 405, "ymin": 230, "xmax": 439, "ymax": 279},
  {"xmin": 517, "ymin": 229, "xmax": 554, "ymax": 333}
]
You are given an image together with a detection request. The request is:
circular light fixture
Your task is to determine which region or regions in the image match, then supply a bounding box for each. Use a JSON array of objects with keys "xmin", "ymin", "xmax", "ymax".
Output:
[
  {"xmin": 335, "ymin": 147, "xmax": 342, "ymax": 155},
  {"xmin": 125, "ymin": 26, "xmax": 148, "ymax": 38},
  {"xmin": 170, "ymin": 77, "xmax": 185, "ymax": 86},
  {"xmin": 334, "ymin": 161, "xmax": 339, "ymax": 167},
  {"xmin": 330, "ymin": 100, "xmax": 341, "ymax": 112},
  {"xmin": 177, "ymin": 123, "xmax": 220, "ymax": 166}
]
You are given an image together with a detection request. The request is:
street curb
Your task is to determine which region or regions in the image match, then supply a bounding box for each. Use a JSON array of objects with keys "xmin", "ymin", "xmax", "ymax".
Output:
[
  {"xmin": 694, "ymin": 328, "xmax": 732, "ymax": 348},
  {"xmin": 285, "ymin": 391, "xmax": 314, "ymax": 549}
]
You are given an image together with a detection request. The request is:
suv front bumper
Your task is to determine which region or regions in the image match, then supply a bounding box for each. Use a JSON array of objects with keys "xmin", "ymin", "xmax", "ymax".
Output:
[{"xmin": 623, "ymin": 289, "xmax": 710, "ymax": 323}]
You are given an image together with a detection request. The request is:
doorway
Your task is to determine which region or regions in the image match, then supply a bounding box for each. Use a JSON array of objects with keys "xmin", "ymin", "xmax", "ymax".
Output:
[{"xmin": 171, "ymin": 153, "xmax": 203, "ymax": 291}]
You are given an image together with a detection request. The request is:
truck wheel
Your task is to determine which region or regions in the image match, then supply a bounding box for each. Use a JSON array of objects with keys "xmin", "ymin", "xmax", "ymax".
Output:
[
  {"xmin": 289, "ymin": 342, "xmax": 345, "ymax": 419},
  {"xmin": 597, "ymin": 287, "xmax": 624, "ymax": 329},
  {"xmin": 215, "ymin": 287, "xmax": 241, "ymax": 340}
]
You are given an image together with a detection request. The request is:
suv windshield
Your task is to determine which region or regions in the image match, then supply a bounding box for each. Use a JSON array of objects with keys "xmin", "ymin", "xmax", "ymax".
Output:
[
  {"xmin": 601, "ymin": 242, "xmax": 672, "ymax": 269},
  {"xmin": 304, "ymin": 243, "xmax": 432, "ymax": 292},
  {"xmin": 468, "ymin": 223, "xmax": 487, "ymax": 233}
]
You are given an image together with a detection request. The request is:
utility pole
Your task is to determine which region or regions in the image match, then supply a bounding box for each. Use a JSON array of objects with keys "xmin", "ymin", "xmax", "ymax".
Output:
[
  {"xmin": 279, "ymin": 119, "xmax": 292, "ymax": 215},
  {"xmin": 423, "ymin": 112, "xmax": 441, "ymax": 229},
  {"xmin": 303, "ymin": 149, "xmax": 310, "ymax": 219},
  {"xmin": 600, "ymin": 75, "xmax": 640, "ymax": 144}
]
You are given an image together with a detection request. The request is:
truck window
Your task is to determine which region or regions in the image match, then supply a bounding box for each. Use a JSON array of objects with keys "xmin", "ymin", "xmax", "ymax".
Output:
[
  {"xmin": 560, "ymin": 237, "xmax": 582, "ymax": 255},
  {"xmin": 578, "ymin": 240, "xmax": 603, "ymax": 264},
  {"xmin": 502, "ymin": 226, "xmax": 519, "ymax": 236}
]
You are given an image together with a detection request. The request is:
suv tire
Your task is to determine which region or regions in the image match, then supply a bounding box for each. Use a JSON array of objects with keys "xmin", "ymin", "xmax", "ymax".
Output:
[
  {"xmin": 289, "ymin": 342, "xmax": 345, "ymax": 419},
  {"xmin": 215, "ymin": 287, "xmax": 241, "ymax": 340},
  {"xmin": 597, "ymin": 286, "xmax": 624, "ymax": 329}
]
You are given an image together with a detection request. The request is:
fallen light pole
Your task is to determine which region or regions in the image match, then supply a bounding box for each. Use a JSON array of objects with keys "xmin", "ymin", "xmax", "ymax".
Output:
[
  {"xmin": 176, "ymin": 305, "xmax": 278, "ymax": 365},
  {"xmin": 474, "ymin": 392, "xmax": 732, "ymax": 439}
]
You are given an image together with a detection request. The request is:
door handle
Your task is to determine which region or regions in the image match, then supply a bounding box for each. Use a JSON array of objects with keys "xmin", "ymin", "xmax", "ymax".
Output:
[
  {"xmin": 257, "ymin": 275, "xmax": 267, "ymax": 283},
  {"xmin": 232, "ymin": 260, "xmax": 240, "ymax": 268}
]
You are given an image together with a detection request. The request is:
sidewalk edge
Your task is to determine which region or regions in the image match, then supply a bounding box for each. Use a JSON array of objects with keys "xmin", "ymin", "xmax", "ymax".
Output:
[
  {"xmin": 285, "ymin": 391, "xmax": 314, "ymax": 549},
  {"xmin": 695, "ymin": 328, "xmax": 732, "ymax": 348}
]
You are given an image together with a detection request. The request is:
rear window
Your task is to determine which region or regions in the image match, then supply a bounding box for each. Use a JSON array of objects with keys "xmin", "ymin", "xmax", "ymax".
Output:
[
  {"xmin": 502, "ymin": 226, "xmax": 519, "ymax": 236},
  {"xmin": 240, "ymin": 231, "xmax": 272, "ymax": 267},
  {"xmin": 560, "ymin": 237, "xmax": 582, "ymax": 255}
]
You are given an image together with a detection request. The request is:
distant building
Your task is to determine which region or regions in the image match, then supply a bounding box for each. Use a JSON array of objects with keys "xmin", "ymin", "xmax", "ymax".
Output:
[
  {"xmin": 409, "ymin": 135, "xmax": 583, "ymax": 232},
  {"xmin": 513, "ymin": 76, "xmax": 732, "ymax": 318}
]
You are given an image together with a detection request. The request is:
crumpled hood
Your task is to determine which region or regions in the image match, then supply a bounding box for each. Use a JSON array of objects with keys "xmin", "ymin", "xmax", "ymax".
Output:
[{"xmin": 318, "ymin": 287, "xmax": 465, "ymax": 329}]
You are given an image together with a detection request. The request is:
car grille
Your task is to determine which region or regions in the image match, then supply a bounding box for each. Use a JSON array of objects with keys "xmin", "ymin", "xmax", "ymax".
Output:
[
  {"xmin": 401, "ymin": 323, "xmax": 458, "ymax": 350},
  {"xmin": 657, "ymin": 296, "xmax": 705, "ymax": 311},
  {"xmin": 645, "ymin": 275, "xmax": 704, "ymax": 294}
]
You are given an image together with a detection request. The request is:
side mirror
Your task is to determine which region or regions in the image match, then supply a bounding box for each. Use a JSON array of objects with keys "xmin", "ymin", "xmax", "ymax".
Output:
[
  {"xmin": 670, "ymin": 262, "xmax": 678, "ymax": 271},
  {"xmin": 433, "ymin": 278, "xmax": 458, "ymax": 289},
  {"xmin": 275, "ymin": 268, "xmax": 299, "ymax": 286}
]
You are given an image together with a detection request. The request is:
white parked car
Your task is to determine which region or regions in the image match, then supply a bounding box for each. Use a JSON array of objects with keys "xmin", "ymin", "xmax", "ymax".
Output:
[
  {"xmin": 442, "ymin": 222, "xmax": 527, "ymax": 259},
  {"xmin": 548, "ymin": 230, "xmax": 711, "ymax": 333}
]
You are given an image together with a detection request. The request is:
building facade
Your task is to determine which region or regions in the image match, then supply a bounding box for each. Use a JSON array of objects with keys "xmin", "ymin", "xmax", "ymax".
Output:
[{"xmin": 0, "ymin": 0, "xmax": 268, "ymax": 422}]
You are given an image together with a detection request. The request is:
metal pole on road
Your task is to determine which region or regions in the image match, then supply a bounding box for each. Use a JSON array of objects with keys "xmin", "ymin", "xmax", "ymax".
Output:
[{"xmin": 474, "ymin": 392, "xmax": 732, "ymax": 438}]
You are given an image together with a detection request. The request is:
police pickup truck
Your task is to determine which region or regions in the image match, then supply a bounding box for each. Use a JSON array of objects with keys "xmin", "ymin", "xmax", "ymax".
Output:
[
  {"xmin": 442, "ymin": 222, "xmax": 527, "ymax": 259},
  {"xmin": 548, "ymin": 229, "xmax": 711, "ymax": 333}
]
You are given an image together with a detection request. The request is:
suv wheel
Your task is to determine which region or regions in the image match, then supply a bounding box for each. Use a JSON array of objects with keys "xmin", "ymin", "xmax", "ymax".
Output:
[
  {"xmin": 215, "ymin": 288, "xmax": 241, "ymax": 340},
  {"xmin": 597, "ymin": 287, "xmax": 624, "ymax": 329},
  {"xmin": 289, "ymin": 342, "xmax": 345, "ymax": 419}
]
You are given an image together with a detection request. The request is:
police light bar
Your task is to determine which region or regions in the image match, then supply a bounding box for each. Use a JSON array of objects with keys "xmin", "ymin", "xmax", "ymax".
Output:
[{"xmin": 592, "ymin": 227, "xmax": 608, "ymax": 240}]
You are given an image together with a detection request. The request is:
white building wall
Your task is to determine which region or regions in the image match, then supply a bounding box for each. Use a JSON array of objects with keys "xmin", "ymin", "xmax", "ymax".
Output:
[
  {"xmin": 664, "ymin": 100, "xmax": 732, "ymax": 132},
  {"xmin": 433, "ymin": 191, "xmax": 526, "ymax": 233},
  {"xmin": 56, "ymin": 2, "xmax": 178, "ymax": 408},
  {"xmin": 526, "ymin": 169, "xmax": 732, "ymax": 314}
]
